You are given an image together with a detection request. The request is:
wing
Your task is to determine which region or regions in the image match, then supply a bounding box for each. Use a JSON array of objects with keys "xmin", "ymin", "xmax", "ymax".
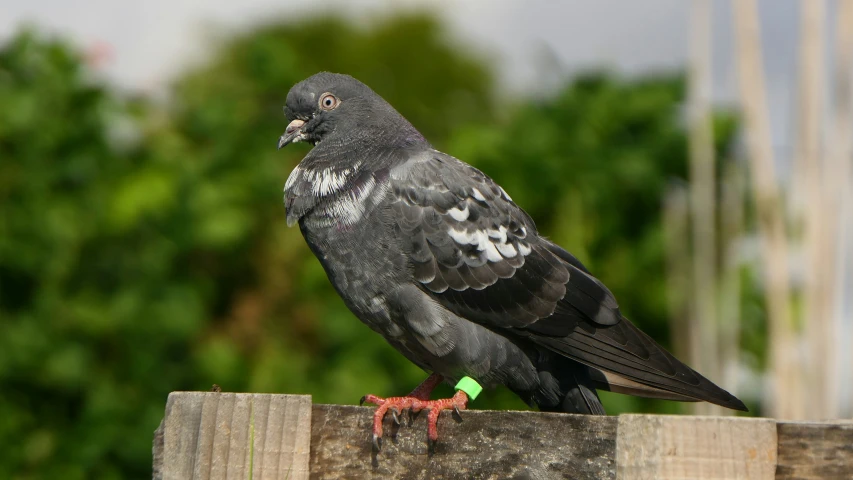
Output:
[
  {"xmin": 389, "ymin": 152, "xmax": 746, "ymax": 411},
  {"xmin": 390, "ymin": 152, "xmax": 621, "ymax": 328}
]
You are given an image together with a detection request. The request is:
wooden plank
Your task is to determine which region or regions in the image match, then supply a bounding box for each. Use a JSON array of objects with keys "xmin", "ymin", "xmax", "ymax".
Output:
[
  {"xmin": 154, "ymin": 393, "xmax": 853, "ymax": 479},
  {"xmin": 616, "ymin": 414, "xmax": 777, "ymax": 479},
  {"xmin": 776, "ymin": 421, "xmax": 853, "ymax": 479},
  {"xmin": 309, "ymin": 404, "xmax": 617, "ymax": 479},
  {"xmin": 153, "ymin": 392, "xmax": 312, "ymax": 480}
]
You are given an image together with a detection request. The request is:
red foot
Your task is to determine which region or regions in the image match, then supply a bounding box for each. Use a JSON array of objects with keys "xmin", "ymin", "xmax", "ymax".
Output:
[{"xmin": 359, "ymin": 375, "xmax": 468, "ymax": 449}]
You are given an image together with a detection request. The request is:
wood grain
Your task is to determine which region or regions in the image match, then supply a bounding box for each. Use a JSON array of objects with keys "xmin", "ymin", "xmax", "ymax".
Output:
[
  {"xmin": 776, "ymin": 420, "xmax": 853, "ymax": 479},
  {"xmin": 616, "ymin": 414, "xmax": 777, "ymax": 479},
  {"xmin": 154, "ymin": 393, "xmax": 853, "ymax": 479},
  {"xmin": 153, "ymin": 392, "xmax": 312, "ymax": 480},
  {"xmin": 309, "ymin": 404, "xmax": 617, "ymax": 480}
]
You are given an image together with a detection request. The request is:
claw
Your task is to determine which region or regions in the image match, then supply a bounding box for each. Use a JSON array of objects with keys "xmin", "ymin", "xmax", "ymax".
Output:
[
  {"xmin": 427, "ymin": 438, "xmax": 437, "ymax": 456},
  {"xmin": 452, "ymin": 405, "xmax": 463, "ymax": 422},
  {"xmin": 360, "ymin": 384, "xmax": 469, "ymax": 450},
  {"xmin": 359, "ymin": 395, "xmax": 367, "ymax": 406}
]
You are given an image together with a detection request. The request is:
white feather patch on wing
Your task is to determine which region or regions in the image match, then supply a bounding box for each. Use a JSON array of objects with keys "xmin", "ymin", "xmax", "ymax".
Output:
[
  {"xmin": 448, "ymin": 205, "xmax": 469, "ymax": 221},
  {"xmin": 496, "ymin": 242, "xmax": 517, "ymax": 258},
  {"xmin": 471, "ymin": 188, "xmax": 486, "ymax": 201},
  {"xmin": 486, "ymin": 226, "xmax": 508, "ymax": 244},
  {"xmin": 481, "ymin": 241, "xmax": 503, "ymax": 262},
  {"xmin": 448, "ymin": 226, "xmax": 528, "ymax": 263},
  {"xmin": 499, "ymin": 186, "xmax": 513, "ymax": 201},
  {"xmin": 448, "ymin": 228, "xmax": 475, "ymax": 245}
]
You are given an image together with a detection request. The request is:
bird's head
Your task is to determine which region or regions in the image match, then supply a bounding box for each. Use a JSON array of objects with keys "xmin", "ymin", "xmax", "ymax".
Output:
[{"xmin": 277, "ymin": 72, "xmax": 424, "ymax": 150}]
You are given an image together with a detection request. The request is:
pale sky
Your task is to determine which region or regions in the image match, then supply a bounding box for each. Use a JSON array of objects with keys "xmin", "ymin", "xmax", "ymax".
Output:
[
  {"xmin": 0, "ymin": 0, "xmax": 805, "ymax": 166},
  {"xmin": 0, "ymin": 1, "xmax": 797, "ymax": 99}
]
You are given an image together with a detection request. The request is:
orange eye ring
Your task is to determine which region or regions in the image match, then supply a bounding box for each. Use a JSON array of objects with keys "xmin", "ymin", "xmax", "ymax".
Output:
[{"xmin": 319, "ymin": 93, "xmax": 339, "ymax": 111}]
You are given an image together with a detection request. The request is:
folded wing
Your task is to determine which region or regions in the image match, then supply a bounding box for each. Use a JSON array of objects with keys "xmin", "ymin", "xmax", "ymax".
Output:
[{"xmin": 389, "ymin": 152, "xmax": 746, "ymax": 411}]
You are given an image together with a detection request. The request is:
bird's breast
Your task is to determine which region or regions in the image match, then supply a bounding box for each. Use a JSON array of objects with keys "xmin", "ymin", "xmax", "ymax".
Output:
[
  {"xmin": 284, "ymin": 163, "xmax": 384, "ymax": 228},
  {"xmin": 299, "ymin": 204, "xmax": 407, "ymax": 333}
]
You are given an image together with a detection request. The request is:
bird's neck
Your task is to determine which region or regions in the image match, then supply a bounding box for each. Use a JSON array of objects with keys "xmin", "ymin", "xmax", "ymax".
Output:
[
  {"xmin": 284, "ymin": 153, "xmax": 386, "ymax": 228},
  {"xmin": 283, "ymin": 119, "xmax": 429, "ymax": 226},
  {"xmin": 321, "ymin": 125, "xmax": 428, "ymax": 153}
]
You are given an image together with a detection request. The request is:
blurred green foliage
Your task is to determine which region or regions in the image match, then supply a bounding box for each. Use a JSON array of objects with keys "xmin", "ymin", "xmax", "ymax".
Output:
[{"xmin": 1, "ymin": 14, "xmax": 744, "ymax": 479}]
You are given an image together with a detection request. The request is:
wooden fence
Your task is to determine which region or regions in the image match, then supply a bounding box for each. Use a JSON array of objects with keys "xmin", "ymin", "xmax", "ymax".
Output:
[{"xmin": 152, "ymin": 392, "xmax": 852, "ymax": 479}]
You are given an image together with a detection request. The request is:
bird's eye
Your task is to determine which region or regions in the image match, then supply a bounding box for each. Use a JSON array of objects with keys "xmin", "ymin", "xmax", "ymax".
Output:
[{"xmin": 319, "ymin": 93, "xmax": 339, "ymax": 111}]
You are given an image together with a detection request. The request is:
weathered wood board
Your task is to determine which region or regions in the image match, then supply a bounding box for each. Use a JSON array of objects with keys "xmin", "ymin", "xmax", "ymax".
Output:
[
  {"xmin": 153, "ymin": 392, "xmax": 312, "ymax": 480},
  {"xmin": 775, "ymin": 421, "xmax": 853, "ymax": 480},
  {"xmin": 616, "ymin": 414, "xmax": 778, "ymax": 479},
  {"xmin": 309, "ymin": 404, "xmax": 617, "ymax": 479},
  {"xmin": 154, "ymin": 392, "xmax": 853, "ymax": 480}
]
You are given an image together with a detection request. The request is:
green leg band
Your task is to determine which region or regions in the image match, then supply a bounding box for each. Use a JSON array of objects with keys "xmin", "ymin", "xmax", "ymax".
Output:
[{"xmin": 454, "ymin": 376, "xmax": 483, "ymax": 401}]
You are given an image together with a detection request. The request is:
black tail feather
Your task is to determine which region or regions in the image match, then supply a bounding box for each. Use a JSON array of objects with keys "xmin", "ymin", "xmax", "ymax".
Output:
[{"xmin": 519, "ymin": 317, "xmax": 748, "ymax": 412}]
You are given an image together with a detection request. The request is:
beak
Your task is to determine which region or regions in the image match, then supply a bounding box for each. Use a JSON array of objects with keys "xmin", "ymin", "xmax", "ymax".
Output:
[{"xmin": 277, "ymin": 119, "xmax": 306, "ymax": 149}]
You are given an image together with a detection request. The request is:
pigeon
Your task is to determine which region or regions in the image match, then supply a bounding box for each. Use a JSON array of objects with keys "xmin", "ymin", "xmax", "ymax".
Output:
[{"xmin": 277, "ymin": 72, "xmax": 747, "ymax": 448}]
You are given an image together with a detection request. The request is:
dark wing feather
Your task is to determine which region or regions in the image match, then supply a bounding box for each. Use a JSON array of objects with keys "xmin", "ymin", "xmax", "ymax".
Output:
[
  {"xmin": 391, "ymin": 154, "xmax": 569, "ymax": 326},
  {"xmin": 390, "ymin": 152, "xmax": 746, "ymax": 411}
]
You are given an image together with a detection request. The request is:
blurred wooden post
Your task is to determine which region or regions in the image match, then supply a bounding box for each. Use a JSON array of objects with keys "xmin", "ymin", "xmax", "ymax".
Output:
[
  {"xmin": 731, "ymin": 0, "xmax": 802, "ymax": 420},
  {"xmin": 794, "ymin": 0, "xmax": 837, "ymax": 424},
  {"xmin": 797, "ymin": 0, "xmax": 830, "ymax": 422},
  {"xmin": 153, "ymin": 392, "xmax": 853, "ymax": 479},
  {"xmin": 664, "ymin": 185, "xmax": 693, "ymax": 372},
  {"xmin": 827, "ymin": 0, "xmax": 853, "ymax": 420},
  {"xmin": 719, "ymin": 161, "xmax": 744, "ymax": 394},
  {"xmin": 687, "ymin": 0, "xmax": 721, "ymax": 416}
]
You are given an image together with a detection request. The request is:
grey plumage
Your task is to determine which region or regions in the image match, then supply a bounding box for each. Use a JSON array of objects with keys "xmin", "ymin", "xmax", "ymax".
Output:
[{"xmin": 279, "ymin": 72, "xmax": 747, "ymax": 414}]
